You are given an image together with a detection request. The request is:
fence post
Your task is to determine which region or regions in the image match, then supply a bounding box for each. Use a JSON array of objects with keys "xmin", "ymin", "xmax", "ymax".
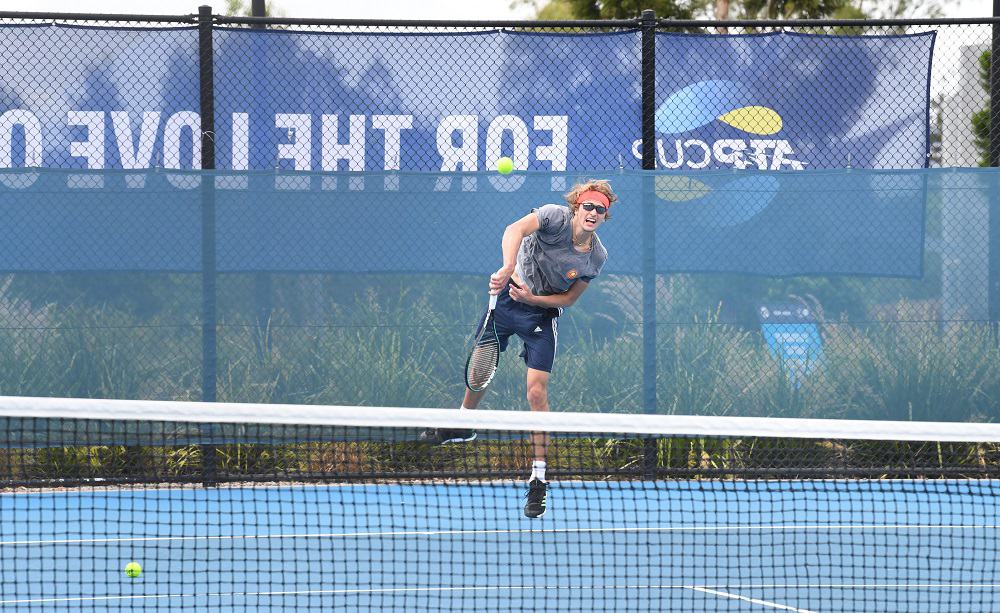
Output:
[
  {"xmin": 251, "ymin": 0, "xmax": 273, "ymax": 361},
  {"xmin": 640, "ymin": 9, "xmax": 659, "ymax": 473},
  {"xmin": 198, "ymin": 4, "xmax": 218, "ymax": 483},
  {"xmin": 990, "ymin": 1, "xmax": 1000, "ymax": 339}
]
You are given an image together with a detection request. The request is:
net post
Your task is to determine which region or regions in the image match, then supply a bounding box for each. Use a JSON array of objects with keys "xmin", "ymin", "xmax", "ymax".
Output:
[
  {"xmin": 640, "ymin": 8, "xmax": 659, "ymax": 476},
  {"xmin": 199, "ymin": 4, "xmax": 219, "ymax": 485},
  {"xmin": 990, "ymin": 1, "xmax": 1000, "ymax": 342}
]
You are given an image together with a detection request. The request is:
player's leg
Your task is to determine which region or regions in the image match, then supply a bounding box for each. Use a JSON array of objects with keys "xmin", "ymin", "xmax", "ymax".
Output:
[
  {"xmin": 526, "ymin": 367, "xmax": 550, "ymax": 468},
  {"xmin": 462, "ymin": 387, "xmax": 486, "ymax": 410},
  {"xmin": 526, "ymin": 367, "xmax": 550, "ymax": 456},
  {"xmin": 420, "ymin": 288, "xmax": 515, "ymax": 445},
  {"xmin": 420, "ymin": 388, "xmax": 484, "ymax": 444},
  {"xmin": 524, "ymin": 367, "xmax": 550, "ymax": 518},
  {"xmin": 519, "ymin": 306, "xmax": 557, "ymax": 518},
  {"xmin": 419, "ymin": 386, "xmax": 486, "ymax": 443}
]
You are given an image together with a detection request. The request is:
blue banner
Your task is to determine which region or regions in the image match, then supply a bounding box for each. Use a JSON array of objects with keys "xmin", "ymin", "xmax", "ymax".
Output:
[
  {"xmin": 0, "ymin": 25, "xmax": 199, "ymax": 170},
  {"xmin": 654, "ymin": 32, "xmax": 935, "ymax": 170},
  {"xmin": 0, "ymin": 27, "xmax": 932, "ymax": 173},
  {"xmin": 0, "ymin": 27, "xmax": 934, "ymax": 276},
  {"xmin": 654, "ymin": 170, "xmax": 926, "ymax": 276},
  {"xmin": 0, "ymin": 168, "xmax": 928, "ymax": 277}
]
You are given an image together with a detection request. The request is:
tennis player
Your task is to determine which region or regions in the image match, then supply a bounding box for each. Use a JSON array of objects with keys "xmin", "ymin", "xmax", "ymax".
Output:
[{"xmin": 421, "ymin": 180, "xmax": 616, "ymax": 518}]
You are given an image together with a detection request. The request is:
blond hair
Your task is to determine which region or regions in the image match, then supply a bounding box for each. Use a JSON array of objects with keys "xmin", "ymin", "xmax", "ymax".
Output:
[{"xmin": 565, "ymin": 179, "xmax": 618, "ymax": 220}]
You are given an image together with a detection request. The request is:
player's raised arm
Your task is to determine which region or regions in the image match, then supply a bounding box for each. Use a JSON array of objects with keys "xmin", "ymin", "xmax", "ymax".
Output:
[{"xmin": 490, "ymin": 212, "xmax": 541, "ymax": 294}]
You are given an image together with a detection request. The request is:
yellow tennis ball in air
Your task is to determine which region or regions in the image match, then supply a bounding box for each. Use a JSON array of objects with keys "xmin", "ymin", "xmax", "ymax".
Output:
[
  {"xmin": 124, "ymin": 562, "xmax": 142, "ymax": 578},
  {"xmin": 496, "ymin": 157, "xmax": 514, "ymax": 175}
]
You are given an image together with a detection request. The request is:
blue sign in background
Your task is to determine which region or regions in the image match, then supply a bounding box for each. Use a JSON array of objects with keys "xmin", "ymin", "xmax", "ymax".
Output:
[
  {"xmin": 0, "ymin": 27, "xmax": 933, "ymax": 173},
  {"xmin": 759, "ymin": 303, "xmax": 825, "ymax": 387}
]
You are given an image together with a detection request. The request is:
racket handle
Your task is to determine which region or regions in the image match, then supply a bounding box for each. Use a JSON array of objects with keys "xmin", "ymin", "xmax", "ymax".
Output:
[{"xmin": 488, "ymin": 293, "xmax": 498, "ymax": 310}]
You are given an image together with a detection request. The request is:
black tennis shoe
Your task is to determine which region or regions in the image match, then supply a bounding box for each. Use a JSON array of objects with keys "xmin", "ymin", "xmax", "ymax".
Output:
[
  {"xmin": 524, "ymin": 478, "xmax": 547, "ymax": 518},
  {"xmin": 418, "ymin": 428, "xmax": 477, "ymax": 445}
]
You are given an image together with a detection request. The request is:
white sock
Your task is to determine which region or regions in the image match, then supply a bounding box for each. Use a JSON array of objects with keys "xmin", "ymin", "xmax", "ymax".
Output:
[
  {"xmin": 460, "ymin": 405, "xmax": 472, "ymax": 410},
  {"xmin": 530, "ymin": 460, "xmax": 546, "ymax": 482}
]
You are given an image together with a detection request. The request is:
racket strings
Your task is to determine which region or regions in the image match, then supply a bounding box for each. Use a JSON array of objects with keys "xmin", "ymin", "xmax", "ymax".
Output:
[{"xmin": 467, "ymin": 339, "xmax": 499, "ymax": 389}]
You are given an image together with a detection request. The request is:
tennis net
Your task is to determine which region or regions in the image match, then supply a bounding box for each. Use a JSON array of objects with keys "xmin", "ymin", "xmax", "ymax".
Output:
[{"xmin": 2, "ymin": 396, "xmax": 1000, "ymax": 611}]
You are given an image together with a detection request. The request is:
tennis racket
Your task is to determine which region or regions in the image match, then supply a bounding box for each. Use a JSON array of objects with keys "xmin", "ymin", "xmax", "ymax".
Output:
[{"xmin": 465, "ymin": 292, "xmax": 501, "ymax": 392}]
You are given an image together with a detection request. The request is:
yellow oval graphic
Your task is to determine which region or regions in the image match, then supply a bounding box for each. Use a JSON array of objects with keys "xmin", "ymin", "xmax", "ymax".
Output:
[
  {"xmin": 655, "ymin": 176, "xmax": 712, "ymax": 202},
  {"xmin": 718, "ymin": 106, "xmax": 782, "ymax": 135}
]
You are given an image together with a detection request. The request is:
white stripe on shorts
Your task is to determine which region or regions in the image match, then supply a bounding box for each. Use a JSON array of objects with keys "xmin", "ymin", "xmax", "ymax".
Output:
[{"xmin": 551, "ymin": 316, "xmax": 558, "ymax": 359}]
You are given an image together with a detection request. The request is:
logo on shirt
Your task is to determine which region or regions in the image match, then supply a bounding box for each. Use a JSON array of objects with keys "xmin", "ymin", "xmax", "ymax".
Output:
[{"xmin": 566, "ymin": 269, "xmax": 579, "ymax": 280}]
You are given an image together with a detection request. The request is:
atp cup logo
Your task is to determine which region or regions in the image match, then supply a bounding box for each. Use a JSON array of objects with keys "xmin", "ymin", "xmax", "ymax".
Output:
[
  {"xmin": 647, "ymin": 80, "xmax": 805, "ymax": 171},
  {"xmin": 641, "ymin": 80, "xmax": 806, "ymax": 227}
]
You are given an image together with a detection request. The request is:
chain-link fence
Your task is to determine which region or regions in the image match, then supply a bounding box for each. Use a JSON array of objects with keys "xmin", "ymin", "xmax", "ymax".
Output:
[{"xmin": 0, "ymin": 10, "xmax": 997, "ymax": 420}]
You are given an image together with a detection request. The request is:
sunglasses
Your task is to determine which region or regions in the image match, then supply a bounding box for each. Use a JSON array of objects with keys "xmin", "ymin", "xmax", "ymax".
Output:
[{"xmin": 580, "ymin": 202, "xmax": 608, "ymax": 215}]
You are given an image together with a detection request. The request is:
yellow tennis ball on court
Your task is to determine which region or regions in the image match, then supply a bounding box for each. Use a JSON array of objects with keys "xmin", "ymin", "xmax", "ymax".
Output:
[
  {"xmin": 496, "ymin": 157, "xmax": 514, "ymax": 175},
  {"xmin": 124, "ymin": 562, "xmax": 142, "ymax": 578}
]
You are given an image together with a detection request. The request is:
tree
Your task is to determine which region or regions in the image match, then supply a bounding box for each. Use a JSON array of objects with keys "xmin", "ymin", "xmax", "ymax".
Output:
[
  {"xmin": 735, "ymin": 0, "xmax": 850, "ymax": 19},
  {"xmin": 973, "ymin": 50, "xmax": 991, "ymax": 167},
  {"xmin": 512, "ymin": 0, "xmax": 708, "ymax": 20},
  {"xmin": 850, "ymin": 0, "xmax": 953, "ymax": 19},
  {"xmin": 225, "ymin": 0, "xmax": 284, "ymax": 17},
  {"xmin": 571, "ymin": 0, "xmax": 708, "ymax": 19},
  {"xmin": 537, "ymin": 0, "xmax": 577, "ymax": 19},
  {"xmin": 715, "ymin": 0, "xmax": 729, "ymax": 33},
  {"xmin": 516, "ymin": 0, "xmax": 954, "ymax": 20}
]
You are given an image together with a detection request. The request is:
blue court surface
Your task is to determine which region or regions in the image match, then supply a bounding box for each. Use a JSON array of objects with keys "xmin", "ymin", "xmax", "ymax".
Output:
[{"xmin": 2, "ymin": 480, "xmax": 999, "ymax": 611}]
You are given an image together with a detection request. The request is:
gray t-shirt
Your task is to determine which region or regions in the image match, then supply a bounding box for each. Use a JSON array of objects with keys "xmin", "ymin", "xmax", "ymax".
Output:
[{"xmin": 514, "ymin": 204, "xmax": 608, "ymax": 296}]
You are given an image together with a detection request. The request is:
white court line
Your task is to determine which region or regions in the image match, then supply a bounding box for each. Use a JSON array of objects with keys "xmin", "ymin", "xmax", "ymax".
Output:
[
  {"xmin": 5, "ymin": 583, "xmax": 1000, "ymax": 606},
  {"xmin": 2, "ymin": 523, "xmax": 998, "ymax": 547},
  {"xmin": 690, "ymin": 587, "xmax": 815, "ymax": 612}
]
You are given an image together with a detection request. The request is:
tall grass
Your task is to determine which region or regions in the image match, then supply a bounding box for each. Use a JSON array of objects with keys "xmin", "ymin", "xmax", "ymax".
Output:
[
  {"xmin": 216, "ymin": 288, "xmax": 463, "ymax": 407},
  {"xmin": 5, "ymin": 286, "xmax": 1000, "ymax": 483},
  {"xmin": 3, "ymin": 289, "xmax": 1000, "ymax": 420},
  {"xmin": 0, "ymin": 303, "xmax": 199, "ymax": 400}
]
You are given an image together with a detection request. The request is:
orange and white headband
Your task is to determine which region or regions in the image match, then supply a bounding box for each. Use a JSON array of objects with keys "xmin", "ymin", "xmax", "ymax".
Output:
[{"xmin": 577, "ymin": 190, "xmax": 611, "ymax": 208}]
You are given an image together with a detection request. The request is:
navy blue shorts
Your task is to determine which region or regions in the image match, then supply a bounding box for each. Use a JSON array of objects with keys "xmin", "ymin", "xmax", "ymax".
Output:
[{"xmin": 482, "ymin": 283, "xmax": 560, "ymax": 373}]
